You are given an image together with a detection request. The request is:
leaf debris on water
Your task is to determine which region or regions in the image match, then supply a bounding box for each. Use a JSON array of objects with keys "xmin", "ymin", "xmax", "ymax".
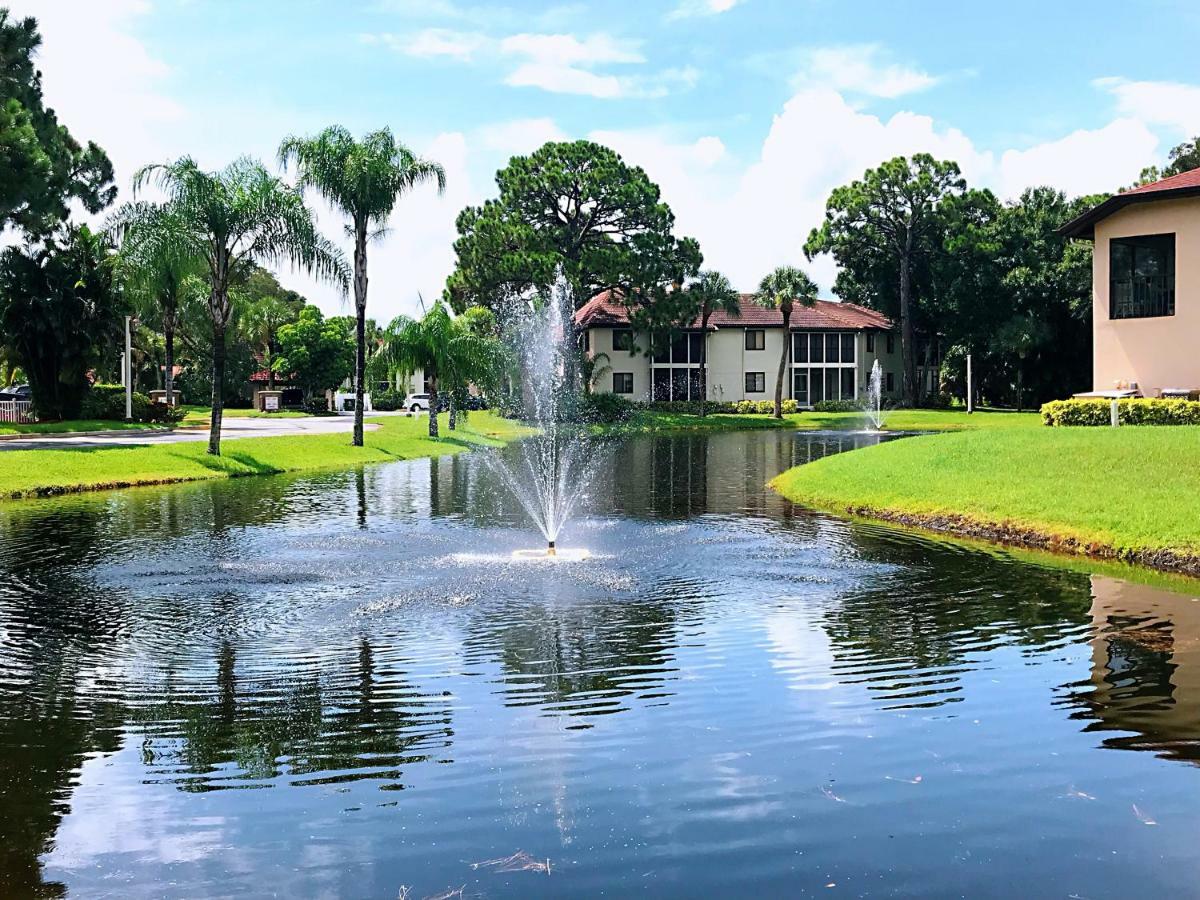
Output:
[
  {"xmin": 1132, "ymin": 803, "xmax": 1157, "ymax": 826},
  {"xmin": 471, "ymin": 850, "xmax": 552, "ymax": 874}
]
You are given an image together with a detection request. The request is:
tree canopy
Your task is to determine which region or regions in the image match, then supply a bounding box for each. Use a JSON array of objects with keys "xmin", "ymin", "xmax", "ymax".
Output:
[
  {"xmin": 0, "ymin": 225, "xmax": 125, "ymax": 419},
  {"xmin": 445, "ymin": 140, "xmax": 701, "ymax": 322},
  {"xmin": 273, "ymin": 306, "xmax": 354, "ymax": 401},
  {"xmin": 1133, "ymin": 135, "xmax": 1200, "ymax": 187},
  {"xmin": 0, "ymin": 11, "xmax": 114, "ymax": 236}
]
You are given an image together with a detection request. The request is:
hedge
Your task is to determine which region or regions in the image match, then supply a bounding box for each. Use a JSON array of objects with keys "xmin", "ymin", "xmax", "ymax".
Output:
[
  {"xmin": 80, "ymin": 384, "xmax": 182, "ymax": 424},
  {"xmin": 1041, "ymin": 397, "xmax": 1200, "ymax": 427}
]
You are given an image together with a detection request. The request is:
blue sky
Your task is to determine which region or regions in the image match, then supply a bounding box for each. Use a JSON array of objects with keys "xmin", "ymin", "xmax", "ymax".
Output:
[{"xmin": 15, "ymin": 0, "xmax": 1200, "ymax": 319}]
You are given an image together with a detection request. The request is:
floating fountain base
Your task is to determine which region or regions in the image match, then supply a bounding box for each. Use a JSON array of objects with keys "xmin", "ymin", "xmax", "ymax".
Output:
[{"xmin": 511, "ymin": 547, "xmax": 591, "ymax": 562}]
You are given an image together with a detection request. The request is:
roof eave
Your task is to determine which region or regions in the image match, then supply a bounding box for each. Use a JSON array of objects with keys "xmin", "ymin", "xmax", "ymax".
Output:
[{"xmin": 1059, "ymin": 185, "xmax": 1200, "ymax": 240}]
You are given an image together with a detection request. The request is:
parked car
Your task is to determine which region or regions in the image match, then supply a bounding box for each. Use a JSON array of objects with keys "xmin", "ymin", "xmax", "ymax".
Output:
[
  {"xmin": 460, "ymin": 394, "xmax": 489, "ymax": 411},
  {"xmin": 403, "ymin": 393, "xmax": 431, "ymax": 413},
  {"xmin": 0, "ymin": 384, "xmax": 31, "ymax": 402}
]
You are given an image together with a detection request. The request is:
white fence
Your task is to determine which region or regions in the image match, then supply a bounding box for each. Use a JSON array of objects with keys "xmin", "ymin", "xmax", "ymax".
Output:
[{"xmin": 0, "ymin": 400, "xmax": 34, "ymax": 424}]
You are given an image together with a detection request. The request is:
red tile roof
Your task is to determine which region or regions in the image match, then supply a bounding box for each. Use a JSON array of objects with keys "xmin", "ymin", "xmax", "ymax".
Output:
[
  {"xmin": 1060, "ymin": 165, "xmax": 1200, "ymax": 239},
  {"xmin": 574, "ymin": 290, "xmax": 893, "ymax": 331}
]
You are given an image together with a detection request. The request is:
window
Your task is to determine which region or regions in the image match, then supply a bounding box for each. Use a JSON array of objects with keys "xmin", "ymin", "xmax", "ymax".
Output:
[
  {"xmin": 745, "ymin": 329, "xmax": 765, "ymax": 350},
  {"xmin": 885, "ymin": 372, "xmax": 894, "ymax": 392},
  {"xmin": 793, "ymin": 333, "xmax": 808, "ymax": 362},
  {"xmin": 1110, "ymin": 234, "xmax": 1175, "ymax": 319},
  {"xmin": 840, "ymin": 333, "xmax": 855, "ymax": 363},
  {"xmin": 581, "ymin": 330, "xmax": 590, "ymax": 352},
  {"xmin": 613, "ymin": 372, "xmax": 633, "ymax": 394},
  {"xmin": 613, "ymin": 329, "xmax": 634, "ymax": 352},
  {"xmin": 745, "ymin": 372, "xmax": 766, "ymax": 393},
  {"xmin": 886, "ymin": 334, "xmax": 895, "ymax": 354},
  {"xmin": 810, "ymin": 333, "xmax": 824, "ymax": 363},
  {"xmin": 866, "ymin": 333, "xmax": 875, "ymax": 353},
  {"xmin": 792, "ymin": 369, "xmax": 808, "ymax": 405},
  {"xmin": 789, "ymin": 331, "xmax": 859, "ymax": 406}
]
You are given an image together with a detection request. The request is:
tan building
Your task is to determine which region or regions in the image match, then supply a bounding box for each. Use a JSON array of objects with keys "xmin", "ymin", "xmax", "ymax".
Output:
[
  {"xmin": 574, "ymin": 292, "xmax": 903, "ymax": 406},
  {"xmin": 1061, "ymin": 167, "xmax": 1200, "ymax": 397}
]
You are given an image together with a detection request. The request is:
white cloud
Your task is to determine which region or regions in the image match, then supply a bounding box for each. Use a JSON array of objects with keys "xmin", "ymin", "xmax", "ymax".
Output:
[
  {"xmin": 667, "ymin": 0, "xmax": 744, "ymax": 21},
  {"xmin": 501, "ymin": 32, "xmax": 643, "ymax": 98},
  {"xmin": 1094, "ymin": 77, "xmax": 1200, "ymax": 135},
  {"xmin": 793, "ymin": 44, "xmax": 938, "ymax": 99},
  {"xmin": 366, "ymin": 28, "xmax": 490, "ymax": 61},
  {"xmin": 479, "ymin": 117, "xmax": 568, "ymax": 153}
]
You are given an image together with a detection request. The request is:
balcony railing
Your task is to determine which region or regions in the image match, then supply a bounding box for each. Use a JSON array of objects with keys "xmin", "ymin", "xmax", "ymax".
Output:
[{"xmin": 1110, "ymin": 275, "xmax": 1175, "ymax": 319}]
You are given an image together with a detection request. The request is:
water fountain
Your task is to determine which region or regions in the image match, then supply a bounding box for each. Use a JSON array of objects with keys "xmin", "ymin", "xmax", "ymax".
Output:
[
  {"xmin": 862, "ymin": 358, "xmax": 888, "ymax": 432},
  {"xmin": 484, "ymin": 277, "xmax": 597, "ymax": 561}
]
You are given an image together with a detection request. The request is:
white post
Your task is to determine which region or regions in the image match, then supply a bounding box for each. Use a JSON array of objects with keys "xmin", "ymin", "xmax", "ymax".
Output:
[
  {"xmin": 124, "ymin": 315, "xmax": 132, "ymax": 421},
  {"xmin": 1110, "ymin": 398, "xmax": 1119, "ymax": 428},
  {"xmin": 966, "ymin": 353, "xmax": 973, "ymax": 414}
]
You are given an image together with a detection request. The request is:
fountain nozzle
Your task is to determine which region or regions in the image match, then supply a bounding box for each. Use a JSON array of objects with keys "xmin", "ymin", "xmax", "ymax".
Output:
[{"xmin": 547, "ymin": 540, "xmax": 556, "ymax": 557}]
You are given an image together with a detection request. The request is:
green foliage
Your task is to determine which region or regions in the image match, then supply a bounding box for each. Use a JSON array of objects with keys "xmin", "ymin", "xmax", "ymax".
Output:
[
  {"xmin": 813, "ymin": 399, "xmax": 859, "ymax": 412},
  {"xmin": 0, "ymin": 225, "xmax": 125, "ymax": 419},
  {"xmin": 78, "ymin": 384, "xmax": 182, "ymax": 424},
  {"xmin": 577, "ymin": 392, "xmax": 636, "ymax": 423},
  {"xmin": 273, "ymin": 307, "xmax": 354, "ymax": 399},
  {"xmin": 1041, "ymin": 398, "xmax": 1200, "ymax": 427},
  {"xmin": 0, "ymin": 11, "xmax": 115, "ymax": 236},
  {"xmin": 445, "ymin": 140, "xmax": 701, "ymax": 321},
  {"xmin": 1132, "ymin": 136, "xmax": 1200, "ymax": 187},
  {"xmin": 731, "ymin": 399, "xmax": 800, "ymax": 415},
  {"xmin": 371, "ymin": 389, "xmax": 405, "ymax": 411}
]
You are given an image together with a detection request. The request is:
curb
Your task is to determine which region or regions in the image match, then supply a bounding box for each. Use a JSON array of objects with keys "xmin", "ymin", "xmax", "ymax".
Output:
[{"xmin": 0, "ymin": 426, "xmax": 174, "ymax": 442}]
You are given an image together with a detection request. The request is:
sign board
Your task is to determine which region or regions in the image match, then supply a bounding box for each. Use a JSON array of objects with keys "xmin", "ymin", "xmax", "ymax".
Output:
[{"xmin": 264, "ymin": 395, "xmax": 279, "ymax": 411}]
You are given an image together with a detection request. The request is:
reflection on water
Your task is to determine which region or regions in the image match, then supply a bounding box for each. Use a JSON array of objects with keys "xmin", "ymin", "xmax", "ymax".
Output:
[{"xmin": 2, "ymin": 429, "xmax": 1200, "ymax": 897}]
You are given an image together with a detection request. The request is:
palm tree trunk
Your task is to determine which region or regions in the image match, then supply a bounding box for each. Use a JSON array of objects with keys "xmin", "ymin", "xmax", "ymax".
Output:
[
  {"xmin": 427, "ymin": 375, "xmax": 439, "ymax": 438},
  {"xmin": 699, "ymin": 308, "xmax": 710, "ymax": 417},
  {"xmin": 774, "ymin": 304, "xmax": 791, "ymax": 419},
  {"xmin": 899, "ymin": 227, "xmax": 917, "ymax": 407},
  {"xmin": 267, "ymin": 346, "xmax": 275, "ymax": 391},
  {"xmin": 352, "ymin": 227, "xmax": 368, "ymax": 447},
  {"xmin": 209, "ymin": 320, "xmax": 225, "ymax": 455},
  {"xmin": 163, "ymin": 318, "xmax": 175, "ymax": 407}
]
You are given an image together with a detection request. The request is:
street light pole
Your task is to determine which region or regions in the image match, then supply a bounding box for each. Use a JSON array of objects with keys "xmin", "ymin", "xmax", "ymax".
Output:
[
  {"xmin": 966, "ymin": 353, "xmax": 973, "ymax": 414},
  {"xmin": 125, "ymin": 315, "xmax": 132, "ymax": 421}
]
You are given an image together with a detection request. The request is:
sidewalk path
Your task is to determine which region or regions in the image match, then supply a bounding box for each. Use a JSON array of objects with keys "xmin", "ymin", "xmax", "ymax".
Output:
[{"xmin": 0, "ymin": 413, "xmax": 411, "ymax": 451}]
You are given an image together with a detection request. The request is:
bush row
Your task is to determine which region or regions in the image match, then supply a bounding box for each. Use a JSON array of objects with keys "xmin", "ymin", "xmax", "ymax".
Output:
[
  {"xmin": 81, "ymin": 384, "xmax": 183, "ymax": 424},
  {"xmin": 1041, "ymin": 397, "xmax": 1200, "ymax": 426}
]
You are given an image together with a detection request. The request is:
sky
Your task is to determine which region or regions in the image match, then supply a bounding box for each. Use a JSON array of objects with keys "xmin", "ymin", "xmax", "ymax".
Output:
[{"xmin": 12, "ymin": 0, "xmax": 1200, "ymax": 320}]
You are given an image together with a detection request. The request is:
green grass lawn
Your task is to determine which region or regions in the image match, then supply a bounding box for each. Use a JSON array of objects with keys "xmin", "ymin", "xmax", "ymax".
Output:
[
  {"xmin": 0, "ymin": 412, "xmax": 530, "ymax": 500},
  {"xmin": 0, "ymin": 419, "xmax": 170, "ymax": 436},
  {"xmin": 771, "ymin": 426, "xmax": 1200, "ymax": 565},
  {"xmin": 789, "ymin": 407, "xmax": 1042, "ymax": 431},
  {"xmin": 178, "ymin": 405, "xmax": 313, "ymax": 427}
]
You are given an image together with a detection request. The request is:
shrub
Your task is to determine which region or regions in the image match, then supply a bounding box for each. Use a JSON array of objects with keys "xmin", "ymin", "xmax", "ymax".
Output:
[
  {"xmin": 304, "ymin": 397, "xmax": 332, "ymax": 415},
  {"xmin": 79, "ymin": 384, "xmax": 184, "ymax": 425},
  {"xmin": 919, "ymin": 392, "xmax": 955, "ymax": 410},
  {"xmin": 813, "ymin": 399, "xmax": 859, "ymax": 413},
  {"xmin": 578, "ymin": 392, "xmax": 636, "ymax": 423},
  {"xmin": 781, "ymin": 399, "xmax": 799, "ymax": 414},
  {"xmin": 372, "ymin": 389, "xmax": 404, "ymax": 411},
  {"xmin": 1041, "ymin": 397, "xmax": 1200, "ymax": 427}
]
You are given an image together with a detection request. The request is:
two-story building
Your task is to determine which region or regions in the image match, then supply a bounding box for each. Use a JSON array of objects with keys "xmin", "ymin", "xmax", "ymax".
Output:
[
  {"xmin": 574, "ymin": 291, "xmax": 905, "ymax": 406},
  {"xmin": 1060, "ymin": 167, "xmax": 1200, "ymax": 397}
]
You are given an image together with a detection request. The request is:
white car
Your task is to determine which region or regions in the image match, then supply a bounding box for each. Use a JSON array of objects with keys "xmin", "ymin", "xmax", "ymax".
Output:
[{"xmin": 403, "ymin": 393, "xmax": 431, "ymax": 413}]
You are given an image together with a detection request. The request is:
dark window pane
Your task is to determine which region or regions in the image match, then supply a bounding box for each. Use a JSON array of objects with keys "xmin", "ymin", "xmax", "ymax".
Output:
[
  {"xmin": 886, "ymin": 334, "xmax": 895, "ymax": 354},
  {"xmin": 689, "ymin": 332, "xmax": 703, "ymax": 363},
  {"xmin": 613, "ymin": 329, "xmax": 633, "ymax": 352},
  {"xmin": 825, "ymin": 369, "xmax": 839, "ymax": 401},
  {"xmin": 745, "ymin": 329, "xmax": 765, "ymax": 350},
  {"xmin": 652, "ymin": 368, "xmax": 671, "ymax": 401},
  {"xmin": 809, "ymin": 368, "xmax": 824, "ymax": 404},
  {"xmin": 793, "ymin": 332, "xmax": 808, "ymax": 362},
  {"xmin": 826, "ymin": 334, "xmax": 840, "ymax": 363},
  {"xmin": 745, "ymin": 372, "xmax": 765, "ymax": 393},
  {"xmin": 866, "ymin": 333, "xmax": 875, "ymax": 352},
  {"xmin": 810, "ymin": 334, "xmax": 824, "ymax": 363},
  {"xmin": 841, "ymin": 367, "xmax": 855, "ymax": 400},
  {"xmin": 671, "ymin": 368, "xmax": 688, "ymax": 401},
  {"xmin": 651, "ymin": 335, "xmax": 669, "ymax": 363},
  {"xmin": 613, "ymin": 373, "xmax": 633, "ymax": 394},
  {"xmin": 793, "ymin": 370, "xmax": 808, "ymax": 405},
  {"xmin": 671, "ymin": 332, "xmax": 689, "ymax": 364},
  {"xmin": 690, "ymin": 368, "xmax": 705, "ymax": 402},
  {"xmin": 841, "ymin": 333, "xmax": 855, "ymax": 362}
]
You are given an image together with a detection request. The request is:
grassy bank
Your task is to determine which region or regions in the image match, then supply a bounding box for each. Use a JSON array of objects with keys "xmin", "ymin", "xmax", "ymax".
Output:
[
  {"xmin": 0, "ymin": 412, "xmax": 529, "ymax": 500},
  {"xmin": 0, "ymin": 419, "xmax": 170, "ymax": 436},
  {"xmin": 771, "ymin": 426, "xmax": 1200, "ymax": 574},
  {"xmin": 178, "ymin": 405, "xmax": 313, "ymax": 427},
  {"xmin": 791, "ymin": 408, "xmax": 1041, "ymax": 432}
]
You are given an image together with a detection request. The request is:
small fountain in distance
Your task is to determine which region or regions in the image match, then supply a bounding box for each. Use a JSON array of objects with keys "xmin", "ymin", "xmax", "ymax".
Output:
[
  {"xmin": 485, "ymin": 277, "xmax": 596, "ymax": 562},
  {"xmin": 862, "ymin": 358, "xmax": 888, "ymax": 432}
]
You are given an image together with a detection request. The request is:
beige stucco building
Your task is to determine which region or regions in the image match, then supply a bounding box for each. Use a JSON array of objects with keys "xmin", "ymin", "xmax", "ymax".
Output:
[
  {"xmin": 1062, "ymin": 168, "xmax": 1200, "ymax": 397},
  {"xmin": 575, "ymin": 293, "xmax": 905, "ymax": 407}
]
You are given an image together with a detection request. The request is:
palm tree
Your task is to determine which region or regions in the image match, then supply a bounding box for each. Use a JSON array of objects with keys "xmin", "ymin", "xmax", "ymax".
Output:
[
  {"xmin": 684, "ymin": 270, "xmax": 741, "ymax": 416},
  {"xmin": 241, "ymin": 295, "xmax": 297, "ymax": 391},
  {"xmin": 114, "ymin": 157, "xmax": 348, "ymax": 454},
  {"xmin": 754, "ymin": 265, "xmax": 818, "ymax": 418},
  {"xmin": 113, "ymin": 203, "xmax": 202, "ymax": 405},
  {"xmin": 375, "ymin": 302, "xmax": 500, "ymax": 438},
  {"xmin": 278, "ymin": 126, "xmax": 446, "ymax": 447}
]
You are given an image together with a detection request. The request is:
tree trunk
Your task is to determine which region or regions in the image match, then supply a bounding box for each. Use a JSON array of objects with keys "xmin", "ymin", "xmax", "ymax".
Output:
[
  {"xmin": 209, "ymin": 320, "xmax": 225, "ymax": 456},
  {"xmin": 352, "ymin": 226, "xmax": 369, "ymax": 447},
  {"xmin": 774, "ymin": 303, "xmax": 792, "ymax": 419},
  {"xmin": 267, "ymin": 346, "xmax": 275, "ymax": 391},
  {"xmin": 899, "ymin": 227, "xmax": 917, "ymax": 407},
  {"xmin": 427, "ymin": 374, "xmax": 439, "ymax": 438},
  {"xmin": 163, "ymin": 318, "xmax": 175, "ymax": 407},
  {"xmin": 448, "ymin": 393, "xmax": 457, "ymax": 430},
  {"xmin": 1016, "ymin": 362, "xmax": 1023, "ymax": 412},
  {"xmin": 699, "ymin": 308, "xmax": 710, "ymax": 417}
]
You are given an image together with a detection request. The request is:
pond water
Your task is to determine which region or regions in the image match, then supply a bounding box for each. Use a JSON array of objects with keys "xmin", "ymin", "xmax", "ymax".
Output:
[{"xmin": 3, "ymin": 429, "xmax": 1200, "ymax": 898}]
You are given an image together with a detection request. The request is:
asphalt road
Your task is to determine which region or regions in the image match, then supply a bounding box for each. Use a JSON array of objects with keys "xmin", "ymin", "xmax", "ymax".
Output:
[{"xmin": 0, "ymin": 413, "xmax": 410, "ymax": 451}]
